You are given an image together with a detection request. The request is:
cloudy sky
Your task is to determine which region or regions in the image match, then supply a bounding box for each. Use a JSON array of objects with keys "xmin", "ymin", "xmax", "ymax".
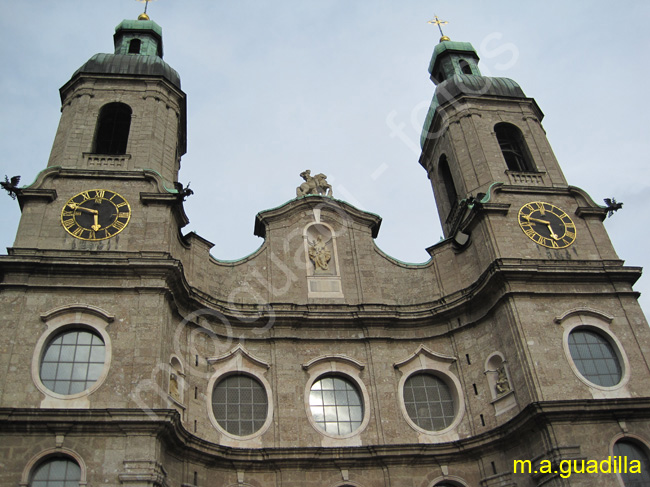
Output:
[{"xmin": 1, "ymin": 1, "xmax": 649, "ymax": 314}]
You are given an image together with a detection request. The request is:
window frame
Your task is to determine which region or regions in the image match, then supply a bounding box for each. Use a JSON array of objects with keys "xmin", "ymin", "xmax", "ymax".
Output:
[
  {"xmin": 210, "ymin": 372, "xmax": 270, "ymax": 438},
  {"xmin": 458, "ymin": 59, "xmax": 473, "ymax": 75},
  {"xmin": 38, "ymin": 328, "xmax": 107, "ymax": 396},
  {"xmin": 206, "ymin": 345, "xmax": 274, "ymax": 444},
  {"xmin": 302, "ymin": 355, "xmax": 370, "ymax": 445},
  {"xmin": 610, "ymin": 434, "xmax": 650, "ymax": 487},
  {"xmin": 564, "ymin": 325, "xmax": 627, "ymax": 391},
  {"xmin": 20, "ymin": 449, "xmax": 87, "ymax": 487},
  {"xmin": 128, "ymin": 38, "xmax": 141, "ymax": 54},
  {"xmin": 494, "ymin": 122, "xmax": 536, "ymax": 173},
  {"xmin": 394, "ymin": 346, "xmax": 465, "ymax": 440},
  {"xmin": 308, "ymin": 374, "xmax": 365, "ymax": 437},
  {"xmin": 32, "ymin": 305, "xmax": 113, "ymax": 405},
  {"xmin": 567, "ymin": 328, "xmax": 622, "ymax": 387},
  {"xmin": 402, "ymin": 372, "xmax": 456, "ymax": 432},
  {"xmin": 437, "ymin": 154, "xmax": 458, "ymax": 216},
  {"xmin": 556, "ymin": 308, "xmax": 630, "ymax": 395},
  {"xmin": 92, "ymin": 102, "xmax": 132, "ymax": 155},
  {"xmin": 428, "ymin": 475, "xmax": 469, "ymax": 487}
]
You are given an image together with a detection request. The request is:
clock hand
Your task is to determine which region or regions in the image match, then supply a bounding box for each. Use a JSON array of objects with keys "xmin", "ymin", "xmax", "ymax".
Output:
[
  {"xmin": 68, "ymin": 203, "xmax": 98, "ymax": 215},
  {"xmin": 547, "ymin": 225, "xmax": 560, "ymax": 240},
  {"xmin": 91, "ymin": 213, "xmax": 101, "ymax": 232},
  {"xmin": 524, "ymin": 215, "xmax": 551, "ymax": 225}
]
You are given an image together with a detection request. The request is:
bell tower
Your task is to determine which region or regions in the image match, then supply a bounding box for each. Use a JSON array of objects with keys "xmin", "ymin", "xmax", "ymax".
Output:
[
  {"xmin": 2, "ymin": 9, "xmax": 650, "ymax": 487},
  {"xmin": 46, "ymin": 16, "xmax": 186, "ymax": 184},
  {"xmin": 13, "ymin": 14, "xmax": 187, "ymax": 251},
  {"xmin": 419, "ymin": 37, "xmax": 569, "ymax": 238}
]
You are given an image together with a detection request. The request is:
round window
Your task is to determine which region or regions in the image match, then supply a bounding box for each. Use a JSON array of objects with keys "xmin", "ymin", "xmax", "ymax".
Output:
[
  {"xmin": 403, "ymin": 373, "xmax": 455, "ymax": 431},
  {"xmin": 309, "ymin": 375, "xmax": 363, "ymax": 436},
  {"xmin": 40, "ymin": 328, "xmax": 106, "ymax": 395},
  {"xmin": 211, "ymin": 374, "xmax": 268, "ymax": 436},
  {"xmin": 568, "ymin": 328, "xmax": 622, "ymax": 387}
]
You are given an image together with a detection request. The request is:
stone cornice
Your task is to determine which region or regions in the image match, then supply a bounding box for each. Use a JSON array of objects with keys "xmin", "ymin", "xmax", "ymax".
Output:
[
  {"xmin": 0, "ymin": 252, "xmax": 641, "ymax": 329},
  {"xmin": 255, "ymin": 196, "xmax": 382, "ymax": 239},
  {"xmin": 1, "ymin": 399, "xmax": 649, "ymax": 468}
]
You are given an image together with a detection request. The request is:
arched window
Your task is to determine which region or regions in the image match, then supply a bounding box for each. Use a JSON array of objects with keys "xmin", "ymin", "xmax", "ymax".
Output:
[
  {"xmin": 438, "ymin": 155, "xmax": 458, "ymax": 210},
  {"xmin": 30, "ymin": 456, "xmax": 81, "ymax": 487},
  {"xmin": 93, "ymin": 102, "xmax": 132, "ymax": 155},
  {"xmin": 128, "ymin": 39, "xmax": 141, "ymax": 54},
  {"xmin": 613, "ymin": 439, "xmax": 650, "ymax": 486},
  {"xmin": 568, "ymin": 328, "xmax": 622, "ymax": 387},
  {"xmin": 495, "ymin": 122, "xmax": 535, "ymax": 172},
  {"xmin": 459, "ymin": 59, "xmax": 472, "ymax": 75}
]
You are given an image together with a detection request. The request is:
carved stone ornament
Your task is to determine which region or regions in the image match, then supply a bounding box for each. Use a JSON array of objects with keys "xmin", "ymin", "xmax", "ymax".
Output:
[
  {"xmin": 308, "ymin": 235, "xmax": 332, "ymax": 271},
  {"xmin": 296, "ymin": 169, "xmax": 333, "ymax": 197},
  {"xmin": 495, "ymin": 366, "xmax": 510, "ymax": 394}
]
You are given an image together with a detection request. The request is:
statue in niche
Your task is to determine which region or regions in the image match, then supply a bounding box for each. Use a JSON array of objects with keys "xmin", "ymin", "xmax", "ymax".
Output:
[
  {"xmin": 296, "ymin": 169, "xmax": 333, "ymax": 197},
  {"xmin": 308, "ymin": 235, "xmax": 332, "ymax": 271},
  {"xmin": 495, "ymin": 366, "xmax": 510, "ymax": 395},
  {"xmin": 169, "ymin": 372, "xmax": 180, "ymax": 401}
]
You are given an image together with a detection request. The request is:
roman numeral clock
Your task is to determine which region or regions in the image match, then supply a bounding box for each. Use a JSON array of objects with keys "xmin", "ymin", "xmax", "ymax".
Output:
[
  {"xmin": 60, "ymin": 189, "xmax": 132, "ymax": 241},
  {"xmin": 518, "ymin": 201, "xmax": 576, "ymax": 249}
]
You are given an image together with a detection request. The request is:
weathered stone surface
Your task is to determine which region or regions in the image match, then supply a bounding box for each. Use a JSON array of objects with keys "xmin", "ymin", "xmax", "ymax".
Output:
[{"xmin": 1, "ymin": 24, "xmax": 649, "ymax": 487}]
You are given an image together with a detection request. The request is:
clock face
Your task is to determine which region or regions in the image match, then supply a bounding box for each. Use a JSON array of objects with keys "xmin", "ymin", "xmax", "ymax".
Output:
[
  {"xmin": 61, "ymin": 189, "xmax": 131, "ymax": 241},
  {"xmin": 518, "ymin": 201, "xmax": 576, "ymax": 249}
]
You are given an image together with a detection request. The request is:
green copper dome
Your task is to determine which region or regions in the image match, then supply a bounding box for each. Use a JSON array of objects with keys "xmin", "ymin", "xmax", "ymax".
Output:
[
  {"xmin": 114, "ymin": 19, "xmax": 164, "ymax": 57},
  {"xmin": 72, "ymin": 54, "xmax": 181, "ymax": 88},
  {"xmin": 428, "ymin": 40, "xmax": 479, "ymax": 76},
  {"xmin": 420, "ymin": 75, "xmax": 526, "ymax": 148},
  {"xmin": 420, "ymin": 39, "xmax": 526, "ymax": 147},
  {"xmin": 68, "ymin": 18, "xmax": 180, "ymax": 89}
]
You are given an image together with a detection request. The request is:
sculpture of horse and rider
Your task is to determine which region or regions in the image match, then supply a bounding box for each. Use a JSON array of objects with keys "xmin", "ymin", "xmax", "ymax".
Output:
[{"xmin": 296, "ymin": 170, "xmax": 333, "ymax": 197}]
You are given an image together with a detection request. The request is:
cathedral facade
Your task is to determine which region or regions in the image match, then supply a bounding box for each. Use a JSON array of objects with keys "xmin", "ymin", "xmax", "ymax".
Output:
[{"xmin": 1, "ymin": 14, "xmax": 650, "ymax": 487}]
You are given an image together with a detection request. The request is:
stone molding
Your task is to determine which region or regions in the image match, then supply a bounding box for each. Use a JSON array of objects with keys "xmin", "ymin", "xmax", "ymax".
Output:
[
  {"xmin": 3, "ymin": 401, "xmax": 650, "ymax": 468},
  {"xmin": 0, "ymin": 252, "xmax": 641, "ymax": 328},
  {"xmin": 20, "ymin": 447, "xmax": 88, "ymax": 487}
]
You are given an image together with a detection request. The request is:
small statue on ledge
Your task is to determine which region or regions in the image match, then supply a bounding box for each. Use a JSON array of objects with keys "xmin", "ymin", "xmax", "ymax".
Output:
[
  {"xmin": 296, "ymin": 170, "xmax": 333, "ymax": 197},
  {"xmin": 495, "ymin": 366, "xmax": 511, "ymax": 395},
  {"xmin": 169, "ymin": 372, "xmax": 180, "ymax": 401}
]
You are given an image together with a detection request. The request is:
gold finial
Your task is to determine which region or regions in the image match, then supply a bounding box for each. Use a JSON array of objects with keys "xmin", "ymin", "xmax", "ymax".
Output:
[
  {"xmin": 136, "ymin": 0, "xmax": 157, "ymax": 20},
  {"xmin": 427, "ymin": 14, "xmax": 450, "ymax": 42}
]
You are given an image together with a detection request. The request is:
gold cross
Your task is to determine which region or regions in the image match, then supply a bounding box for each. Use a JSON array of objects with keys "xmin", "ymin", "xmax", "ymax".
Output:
[
  {"xmin": 137, "ymin": 0, "xmax": 157, "ymax": 15},
  {"xmin": 427, "ymin": 14, "xmax": 449, "ymax": 38}
]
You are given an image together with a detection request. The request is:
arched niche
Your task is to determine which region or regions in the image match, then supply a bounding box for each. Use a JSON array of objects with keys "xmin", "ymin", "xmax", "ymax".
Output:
[
  {"xmin": 484, "ymin": 352, "xmax": 517, "ymax": 416},
  {"xmin": 303, "ymin": 222, "xmax": 343, "ymax": 298}
]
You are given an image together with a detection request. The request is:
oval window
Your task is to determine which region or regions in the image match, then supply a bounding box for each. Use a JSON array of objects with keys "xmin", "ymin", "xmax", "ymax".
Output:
[{"xmin": 568, "ymin": 329, "xmax": 622, "ymax": 387}]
